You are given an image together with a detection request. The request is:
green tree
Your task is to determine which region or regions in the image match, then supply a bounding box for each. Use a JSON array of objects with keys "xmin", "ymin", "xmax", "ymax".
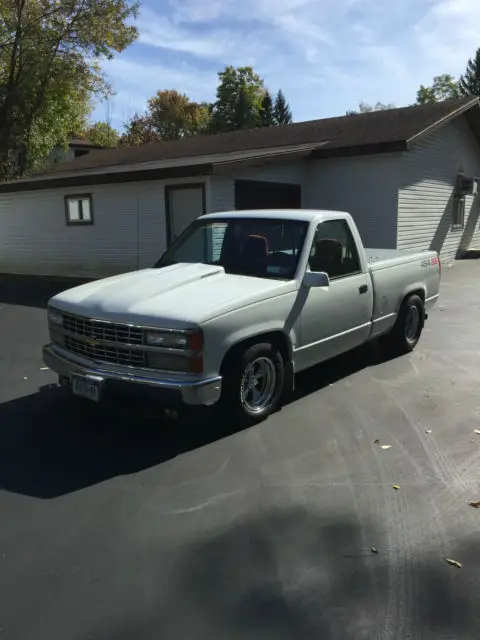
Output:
[
  {"xmin": 273, "ymin": 89, "xmax": 293, "ymax": 125},
  {"xmin": 147, "ymin": 90, "xmax": 211, "ymax": 140},
  {"xmin": 0, "ymin": 0, "xmax": 138, "ymax": 178},
  {"xmin": 416, "ymin": 74, "xmax": 459, "ymax": 104},
  {"xmin": 459, "ymin": 48, "xmax": 480, "ymax": 97},
  {"xmin": 260, "ymin": 91, "xmax": 275, "ymax": 127},
  {"xmin": 85, "ymin": 121, "xmax": 119, "ymax": 147},
  {"xmin": 210, "ymin": 66, "xmax": 265, "ymax": 132},
  {"xmin": 120, "ymin": 113, "xmax": 162, "ymax": 145}
]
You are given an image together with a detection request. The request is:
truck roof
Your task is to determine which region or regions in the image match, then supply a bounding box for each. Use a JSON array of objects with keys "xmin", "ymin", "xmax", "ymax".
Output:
[{"xmin": 202, "ymin": 209, "xmax": 349, "ymax": 223}]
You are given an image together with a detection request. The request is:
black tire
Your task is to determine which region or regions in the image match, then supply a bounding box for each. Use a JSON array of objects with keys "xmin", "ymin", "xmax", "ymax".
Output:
[
  {"xmin": 383, "ymin": 294, "xmax": 425, "ymax": 355},
  {"xmin": 220, "ymin": 342, "xmax": 285, "ymax": 426}
]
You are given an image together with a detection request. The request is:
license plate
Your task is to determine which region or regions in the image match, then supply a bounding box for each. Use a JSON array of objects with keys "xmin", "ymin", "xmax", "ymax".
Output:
[{"xmin": 71, "ymin": 374, "xmax": 103, "ymax": 402}]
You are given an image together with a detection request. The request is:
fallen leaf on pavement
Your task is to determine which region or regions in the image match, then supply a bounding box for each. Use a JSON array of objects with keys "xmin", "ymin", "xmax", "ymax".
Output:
[
  {"xmin": 468, "ymin": 501, "xmax": 480, "ymax": 509},
  {"xmin": 392, "ymin": 485, "xmax": 400, "ymax": 490},
  {"xmin": 445, "ymin": 558, "xmax": 462, "ymax": 568}
]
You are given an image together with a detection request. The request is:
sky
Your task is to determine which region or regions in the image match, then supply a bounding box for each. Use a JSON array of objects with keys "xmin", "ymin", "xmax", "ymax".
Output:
[{"xmin": 94, "ymin": 0, "xmax": 480, "ymax": 131}]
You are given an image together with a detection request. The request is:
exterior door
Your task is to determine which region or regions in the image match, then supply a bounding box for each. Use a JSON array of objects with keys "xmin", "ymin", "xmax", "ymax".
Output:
[
  {"xmin": 295, "ymin": 219, "xmax": 373, "ymax": 371},
  {"xmin": 166, "ymin": 184, "xmax": 205, "ymax": 244}
]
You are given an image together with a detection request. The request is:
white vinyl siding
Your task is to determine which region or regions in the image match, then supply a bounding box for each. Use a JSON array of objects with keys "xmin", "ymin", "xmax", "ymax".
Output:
[
  {"xmin": 305, "ymin": 153, "xmax": 400, "ymax": 248},
  {"xmin": 0, "ymin": 178, "xmax": 204, "ymax": 278},
  {"xmin": 398, "ymin": 115, "xmax": 480, "ymax": 262},
  {"xmin": 209, "ymin": 176, "xmax": 235, "ymax": 213}
]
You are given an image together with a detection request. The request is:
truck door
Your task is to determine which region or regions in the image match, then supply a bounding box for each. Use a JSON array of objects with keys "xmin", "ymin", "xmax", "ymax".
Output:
[{"xmin": 295, "ymin": 219, "xmax": 373, "ymax": 371}]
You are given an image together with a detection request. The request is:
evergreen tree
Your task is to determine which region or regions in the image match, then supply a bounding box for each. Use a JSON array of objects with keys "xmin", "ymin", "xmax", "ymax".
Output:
[
  {"xmin": 459, "ymin": 48, "xmax": 480, "ymax": 97},
  {"xmin": 260, "ymin": 91, "xmax": 275, "ymax": 126},
  {"xmin": 273, "ymin": 89, "xmax": 293, "ymax": 125}
]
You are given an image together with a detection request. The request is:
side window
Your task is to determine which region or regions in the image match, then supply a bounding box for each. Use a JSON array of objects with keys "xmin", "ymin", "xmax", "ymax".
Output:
[
  {"xmin": 309, "ymin": 220, "xmax": 361, "ymax": 278},
  {"xmin": 65, "ymin": 195, "xmax": 93, "ymax": 225}
]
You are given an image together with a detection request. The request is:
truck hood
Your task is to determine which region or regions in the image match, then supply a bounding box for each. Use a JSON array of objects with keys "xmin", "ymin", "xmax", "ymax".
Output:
[{"xmin": 51, "ymin": 263, "xmax": 297, "ymax": 328}]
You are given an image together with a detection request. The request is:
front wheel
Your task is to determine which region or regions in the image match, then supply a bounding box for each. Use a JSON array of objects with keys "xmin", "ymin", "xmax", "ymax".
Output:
[
  {"xmin": 220, "ymin": 342, "xmax": 285, "ymax": 426},
  {"xmin": 382, "ymin": 293, "xmax": 425, "ymax": 355}
]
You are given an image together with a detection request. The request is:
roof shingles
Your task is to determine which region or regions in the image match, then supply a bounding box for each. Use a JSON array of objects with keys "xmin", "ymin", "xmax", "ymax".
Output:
[{"xmin": 49, "ymin": 97, "xmax": 478, "ymax": 175}]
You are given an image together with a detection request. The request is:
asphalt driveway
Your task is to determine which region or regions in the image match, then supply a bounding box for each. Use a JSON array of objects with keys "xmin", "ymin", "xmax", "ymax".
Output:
[{"xmin": 1, "ymin": 265, "xmax": 480, "ymax": 639}]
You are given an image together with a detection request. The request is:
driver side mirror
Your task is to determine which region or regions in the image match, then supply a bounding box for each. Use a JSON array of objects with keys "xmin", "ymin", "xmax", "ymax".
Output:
[{"xmin": 303, "ymin": 270, "xmax": 330, "ymax": 288}]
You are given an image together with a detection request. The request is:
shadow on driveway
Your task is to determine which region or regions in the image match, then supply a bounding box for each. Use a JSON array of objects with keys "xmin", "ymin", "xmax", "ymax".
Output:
[
  {"xmin": 92, "ymin": 506, "xmax": 480, "ymax": 640},
  {"xmin": 0, "ymin": 344, "xmax": 395, "ymax": 499}
]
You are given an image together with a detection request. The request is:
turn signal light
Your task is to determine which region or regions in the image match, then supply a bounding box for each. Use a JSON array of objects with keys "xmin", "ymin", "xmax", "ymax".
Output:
[{"xmin": 188, "ymin": 331, "xmax": 203, "ymax": 352}]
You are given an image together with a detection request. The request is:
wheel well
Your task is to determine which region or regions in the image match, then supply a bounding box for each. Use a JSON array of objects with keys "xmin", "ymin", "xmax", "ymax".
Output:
[
  {"xmin": 402, "ymin": 288, "xmax": 425, "ymax": 306},
  {"xmin": 220, "ymin": 331, "xmax": 292, "ymax": 374}
]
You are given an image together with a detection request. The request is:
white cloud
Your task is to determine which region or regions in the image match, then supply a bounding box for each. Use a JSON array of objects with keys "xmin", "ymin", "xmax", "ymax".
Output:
[
  {"xmin": 95, "ymin": 58, "xmax": 218, "ymax": 128},
  {"xmin": 101, "ymin": 0, "xmax": 480, "ymax": 128},
  {"xmin": 413, "ymin": 0, "xmax": 479, "ymax": 71}
]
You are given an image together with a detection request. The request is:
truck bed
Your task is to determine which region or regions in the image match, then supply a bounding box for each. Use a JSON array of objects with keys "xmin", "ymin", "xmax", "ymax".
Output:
[
  {"xmin": 364, "ymin": 247, "xmax": 440, "ymax": 340},
  {"xmin": 365, "ymin": 248, "xmax": 435, "ymax": 271}
]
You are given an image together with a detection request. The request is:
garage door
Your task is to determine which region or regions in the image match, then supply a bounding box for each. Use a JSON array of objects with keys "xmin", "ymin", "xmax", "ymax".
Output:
[{"xmin": 235, "ymin": 179, "xmax": 301, "ymax": 210}]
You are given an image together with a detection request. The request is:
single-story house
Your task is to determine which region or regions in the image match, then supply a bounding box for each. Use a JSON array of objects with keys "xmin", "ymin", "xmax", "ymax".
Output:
[{"xmin": 1, "ymin": 97, "xmax": 480, "ymax": 278}]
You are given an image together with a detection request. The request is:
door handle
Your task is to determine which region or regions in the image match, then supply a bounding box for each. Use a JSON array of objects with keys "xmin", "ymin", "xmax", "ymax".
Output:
[{"xmin": 359, "ymin": 285, "xmax": 368, "ymax": 294}]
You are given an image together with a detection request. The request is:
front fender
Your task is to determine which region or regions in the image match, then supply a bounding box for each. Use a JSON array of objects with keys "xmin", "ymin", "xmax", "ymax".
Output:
[{"xmin": 202, "ymin": 295, "xmax": 299, "ymax": 376}]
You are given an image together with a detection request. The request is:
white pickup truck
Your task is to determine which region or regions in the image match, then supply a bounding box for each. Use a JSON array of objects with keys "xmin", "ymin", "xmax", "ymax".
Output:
[{"xmin": 43, "ymin": 209, "xmax": 440, "ymax": 425}]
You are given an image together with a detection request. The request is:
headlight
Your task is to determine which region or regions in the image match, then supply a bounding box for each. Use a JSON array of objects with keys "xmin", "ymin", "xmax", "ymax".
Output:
[
  {"xmin": 48, "ymin": 307, "xmax": 63, "ymax": 325},
  {"xmin": 145, "ymin": 330, "xmax": 202, "ymax": 351}
]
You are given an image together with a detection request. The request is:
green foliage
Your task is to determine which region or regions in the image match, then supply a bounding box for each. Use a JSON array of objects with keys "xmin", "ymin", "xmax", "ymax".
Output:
[
  {"xmin": 273, "ymin": 89, "xmax": 292, "ymax": 124},
  {"xmin": 147, "ymin": 90, "xmax": 211, "ymax": 140},
  {"xmin": 459, "ymin": 48, "xmax": 480, "ymax": 97},
  {"xmin": 120, "ymin": 113, "xmax": 162, "ymax": 145},
  {"xmin": 0, "ymin": 0, "xmax": 138, "ymax": 178},
  {"xmin": 118, "ymin": 66, "xmax": 295, "ymax": 147},
  {"xmin": 85, "ymin": 121, "xmax": 119, "ymax": 147},
  {"xmin": 417, "ymin": 74, "xmax": 460, "ymax": 104},
  {"xmin": 210, "ymin": 66, "xmax": 266, "ymax": 132},
  {"xmin": 260, "ymin": 91, "xmax": 275, "ymax": 127}
]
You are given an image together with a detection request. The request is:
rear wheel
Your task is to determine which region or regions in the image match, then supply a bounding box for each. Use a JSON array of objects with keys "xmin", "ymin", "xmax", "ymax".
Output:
[
  {"xmin": 220, "ymin": 342, "xmax": 285, "ymax": 426},
  {"xmin": 383, "ymin": 294, "xmax": 425, "ymax": 355}
]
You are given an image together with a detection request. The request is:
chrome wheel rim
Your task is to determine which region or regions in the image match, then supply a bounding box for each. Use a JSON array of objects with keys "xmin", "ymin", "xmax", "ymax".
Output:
[
  {"xmin": 405, "ymin": 305, "xmax": 420, "ymax": 341},
  {"xmin": 240, "ymin": 357, "xmax": 277, "ymax": 413}
]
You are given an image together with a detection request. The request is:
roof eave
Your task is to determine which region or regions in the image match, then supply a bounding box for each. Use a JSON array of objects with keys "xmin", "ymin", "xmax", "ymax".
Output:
[
  {"xmin": 0, "ymin": 163, "xmax": 214, "ymax": 194},
  {"xmin": 406, "ymin": 97, "xmax": 480, "ymax": 147},
  {"xmin": 312, "ymin": 140, "xmax": 408, "ymax": 159}
]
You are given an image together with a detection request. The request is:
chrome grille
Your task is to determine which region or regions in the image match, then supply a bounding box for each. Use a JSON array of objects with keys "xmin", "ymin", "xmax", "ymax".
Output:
[
  {"xmin": 63, "ymin": 312, "xmax": 143, "ymax": 346},
  {"xmin": 64, "ymin": 334, "xmax": 146, "ymax": 368},
  {"xmin": 57, "ymin": 312, "xmax": 146, "ymax": 368}
]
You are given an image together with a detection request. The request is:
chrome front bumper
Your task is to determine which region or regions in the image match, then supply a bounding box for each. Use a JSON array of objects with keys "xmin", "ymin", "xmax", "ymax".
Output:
[{"xmin": 42, "ymin": 345, "xmax": 222, "ymax": 406}]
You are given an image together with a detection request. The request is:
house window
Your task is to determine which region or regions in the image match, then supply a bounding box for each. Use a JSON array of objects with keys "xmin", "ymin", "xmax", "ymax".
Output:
[
  {"xmin": 65, "ymin": 195, "xmax": 93, "ymax": 225},
  {"xmin": 452, "ymin": 194, "xmax": 465, "ymax": 230}
]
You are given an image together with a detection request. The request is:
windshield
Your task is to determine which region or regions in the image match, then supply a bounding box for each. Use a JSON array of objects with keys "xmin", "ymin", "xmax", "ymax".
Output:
[{"xmin": 155, "ymin": 217, "xmax": 309, "ymax": 280}]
